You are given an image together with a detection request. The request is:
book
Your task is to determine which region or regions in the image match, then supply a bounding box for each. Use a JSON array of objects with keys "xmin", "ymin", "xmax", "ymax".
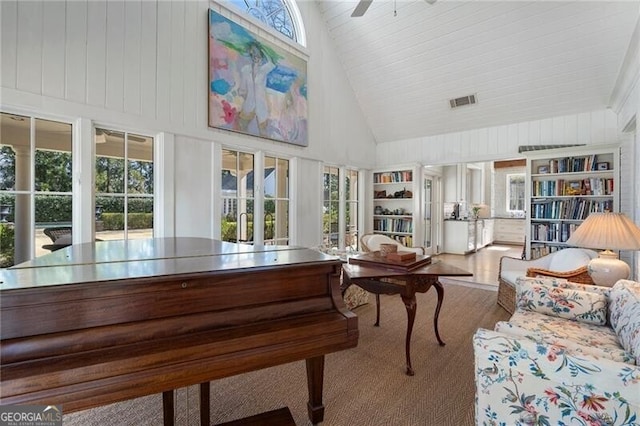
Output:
[
  {"xmin": 386, "ymin": 251, "xmax": 416, "ymax": 262},
  {"xmin": 349, "ymin": 252, "xmax": 431, "ymax": 272}
]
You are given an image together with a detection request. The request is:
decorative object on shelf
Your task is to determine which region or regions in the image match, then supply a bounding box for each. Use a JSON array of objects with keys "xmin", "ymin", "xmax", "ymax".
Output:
[
  {"xmin": 379, "ymin": 243, "xmax": 398, "ymax": 257},
  {"xmin": 471, "ymin": 205, "xmax": 482, "ymax": 219},
  {"xmin": 565, "ymin": 180, "xmax": 583, "ymax": 195},
  {"xmin": 566, "ymin": 212, "xmax": 640, "ymax": 287},
  {"xmin": 596, "ymin": 162, "xmax": 609, "ymax": 171}
]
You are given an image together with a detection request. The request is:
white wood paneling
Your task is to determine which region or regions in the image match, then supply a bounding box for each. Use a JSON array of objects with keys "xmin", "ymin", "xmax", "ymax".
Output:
[
  {"xmin": 123, "ymin": 0, "xmax": 142, "ymax": 115},
  {"xmin": 105, "ymin": 1, "xmax": 125, "ymax": 112},
  {"xmin": 16, "ymin": 1, "xmax": 43, "ymax": 94},
  {"xmin": 139, "ymin": 0, "xmax": 157, "ymax": 118},
  {"xmin": 294, "ymin": 158, "xmax": 322, "ymax": 247},
  {"xmin": 1, "ymin": 1, "xmax": 18, "ymax": 89},
  {"xmin": 155, "ymin": 0, "xmax": 172, "ymax": 124},
  {"xmin": 317, "ymin": 1, "xmax": 639, "ymax": 143},
  {"xmin": 0, "ymin": 0, "xmax": 373, "ymax": 169},
  {"xmin": 65, "ymin": 1, "xmax": 87, "ymax": 103},
  {"xmin": 86, "ymin": 1, "xmax": 107, "ymax": 107},
  {"xmin": 170, "ymin": 1, "xmax": 186, "ymax": 125},
  {"xmin": 174, "ymin": 136, "xmax": 214, "ymax": 238},
  {"xmin": 183, "ymin": 0, "xmax": 200, "ymax": 129},
  {"xmin": 42, "ymin": 1, "xmax": 66, "ymax": 99},
  {"xmin": 376, "ymin": 109, "xmax": 622, "ymax": 167}
]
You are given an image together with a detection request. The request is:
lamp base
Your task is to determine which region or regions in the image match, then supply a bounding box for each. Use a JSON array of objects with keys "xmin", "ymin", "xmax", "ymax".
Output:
[{"xmin": 587, "ymin": 250, "xmax": 630, "ymax": 287}]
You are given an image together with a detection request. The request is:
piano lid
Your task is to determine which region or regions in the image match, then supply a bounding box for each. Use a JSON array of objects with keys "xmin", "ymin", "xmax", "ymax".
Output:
[{"xmin": 0, "ymin": 238, "xmax": 339, "ymax": 290}]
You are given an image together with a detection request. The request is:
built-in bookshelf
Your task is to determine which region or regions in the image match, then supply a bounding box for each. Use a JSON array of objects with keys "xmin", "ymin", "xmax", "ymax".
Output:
[
  {"xmin": 372, "ymin": 167, "xmax": 420, "ymax": 247},
  {"xmin": 525, "ymin": 145, "xmax": 619, "ymax": 259}
]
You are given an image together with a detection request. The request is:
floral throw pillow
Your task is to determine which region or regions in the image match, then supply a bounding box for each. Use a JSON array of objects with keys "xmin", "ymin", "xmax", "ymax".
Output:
[
  {"xmin": 609, "ymin": 280, "xmax": 640, "ymax": 365},
  {"xmin": 516, "ymin": 279, "xmax": 608, "ymax": 325}
]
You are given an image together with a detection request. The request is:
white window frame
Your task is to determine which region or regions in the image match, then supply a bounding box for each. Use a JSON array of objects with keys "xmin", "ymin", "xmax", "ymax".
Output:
[
  {"xmin": 506, "ymin": 173, "xmax": 526, "ymax": 214},
  {"xmin": 322, "ymin": 164, "xmax": 362, "ymax": 250}
]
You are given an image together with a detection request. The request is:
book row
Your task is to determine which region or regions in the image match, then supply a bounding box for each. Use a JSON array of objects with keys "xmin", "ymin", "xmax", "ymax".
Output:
[
  {"xmin": 539, "ymin": 154, "xmax": 601, "ymax": 174},
  {"xmin": 531, "ymin": 199, "xmax": 613, "ymax": 220},
  {"xmin": 532, "ymin": 178, "xmax": 614, "ymax": 197},
  {"xmin": 389, "ymin": 234, "xmax": 413, "ymax": 247},
  {"xmin": 530, "ymin": 222, "xmax": 579, "ymax": 243},
  {"xmin": 529, "ymin": 244, "xmax": 568, "ymax": 259},
  {"xmin": 373, "ymin": 217, "xmax": 413, "ymax": 233},
  {"xmin": 373, "ymin": 170, "xmax": 413, "ymax": 183}
]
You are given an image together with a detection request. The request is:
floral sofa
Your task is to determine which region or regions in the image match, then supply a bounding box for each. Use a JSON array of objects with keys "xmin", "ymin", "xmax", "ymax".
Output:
[{"xmin": 474, "ymin": 276, "xmax": 640, "ymax": 425}]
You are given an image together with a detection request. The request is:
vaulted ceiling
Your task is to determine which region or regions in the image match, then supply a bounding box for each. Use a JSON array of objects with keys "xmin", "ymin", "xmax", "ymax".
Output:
[{"xmin": 316, "ymin": 1, "xmax": 639, "ymax": 143}]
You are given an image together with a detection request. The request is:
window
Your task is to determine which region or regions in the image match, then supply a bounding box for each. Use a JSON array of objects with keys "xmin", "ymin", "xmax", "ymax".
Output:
[
  {"xmin": 264, "ymin": 155, "xmax": 289, "ymax": 245},
  {"xmin": 506, "ymin": 173, "xmax": 525, "ymax": 213},
  {"xmin": 323, "ymin": 166, "xmax": 339, "ymax": 248},
  {"xmin": 224, "ymin": 0, "xmax": 301, "ymax": 43},
  {"xmin": 0, "ymin": 112, "xmax": 73, "ymax": 266},
  {"xmin": 345, "ymin": 169, "xmax": 359, "ymax": 250},
  {"xmin": 221, "ymin": 149, "xmax": 255, "ymax": 243},
  {"xmin": 322, "ymin": 166, "xmax": 360, "ymax": 250},
  {"xmin": 95, "ymin": 128, "xmax": 154, "ymax": 241}
]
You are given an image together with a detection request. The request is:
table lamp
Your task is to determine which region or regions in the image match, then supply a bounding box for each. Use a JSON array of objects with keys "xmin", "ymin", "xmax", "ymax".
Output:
[{"xmin": 566, "ymin": 212, "xmax": 640, "ymax": 286}]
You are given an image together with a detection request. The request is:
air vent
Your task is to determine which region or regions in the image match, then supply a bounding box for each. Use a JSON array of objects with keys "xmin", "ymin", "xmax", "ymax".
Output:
[{"xmin": 449, "ymin": 94, "xmax": 477, "ymax": 109}]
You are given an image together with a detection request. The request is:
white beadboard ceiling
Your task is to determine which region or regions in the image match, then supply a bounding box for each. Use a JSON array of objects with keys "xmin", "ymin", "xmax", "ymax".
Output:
[{"xmin": 316, "ymin": 0, "xmax": 639, "ymax": 143}]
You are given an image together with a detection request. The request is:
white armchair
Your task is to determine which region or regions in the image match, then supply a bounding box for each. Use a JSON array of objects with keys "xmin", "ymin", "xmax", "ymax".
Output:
[
  {"xmin": 360, "ymin": 233, "xmax": 424, "ymax": 255},
  {"xmin": 497, "ymin": 248, "xmax": 598, "ymax": 313}
]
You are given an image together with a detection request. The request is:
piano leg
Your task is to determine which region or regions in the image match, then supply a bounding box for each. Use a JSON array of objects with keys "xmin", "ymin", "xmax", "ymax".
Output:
[
  {"xmin": 305, "ymin": 356, "xmax": 325, "ymax": 425},
  {"xmin": 162, "ymin": 390, "xmax": 174, "ymax": 426},
  {"xmin": 163, "ymin": 384, "xmax": 210, "ymax": 426},
  {"xmin": 200, "ymin": 382, "xmax": 210, "ymax": 425}
]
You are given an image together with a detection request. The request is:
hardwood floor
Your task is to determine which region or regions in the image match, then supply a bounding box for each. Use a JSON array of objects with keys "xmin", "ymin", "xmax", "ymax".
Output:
[{"xmin": 434, "ymin": 243, "xmax": 523, "ymax": 290}]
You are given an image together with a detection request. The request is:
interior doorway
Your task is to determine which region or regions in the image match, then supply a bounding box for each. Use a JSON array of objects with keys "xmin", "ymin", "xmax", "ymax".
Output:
[{"xmin": 422, "ymin": 170, "xmax": 442, "ymax": 255}]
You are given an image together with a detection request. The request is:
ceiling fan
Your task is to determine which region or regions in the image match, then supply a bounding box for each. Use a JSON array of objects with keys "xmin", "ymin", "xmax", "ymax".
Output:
[{"xmin": 351, "ymin": 0, "xmax": 436, "ymax": 17}]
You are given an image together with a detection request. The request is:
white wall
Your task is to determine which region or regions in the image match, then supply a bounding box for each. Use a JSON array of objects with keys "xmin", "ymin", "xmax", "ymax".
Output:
[
  {"xmin": 610, "ymin": 17, "xmax": 639, "ymax": 280},
  {"xmin": 0, "ymin": 0, "xmax": 377, "ymax": 248},
  {"xmin": 376, "ymin": 109, "xmax": 622, "ymax": 166}
]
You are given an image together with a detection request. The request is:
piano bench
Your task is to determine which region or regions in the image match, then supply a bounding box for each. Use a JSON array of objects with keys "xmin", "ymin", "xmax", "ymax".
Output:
[{"xmin": 215, "ymin": 407, "xmax": 296, "ymax": 426}]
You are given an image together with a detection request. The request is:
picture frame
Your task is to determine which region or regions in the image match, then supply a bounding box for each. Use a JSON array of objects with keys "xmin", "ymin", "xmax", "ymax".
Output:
[
  {"xmin": 208, "ymin": 9, "xmax": 308, "ymax": 146},
  {"xmin": 596, "ymin": 162, "xmax": 609, "ymax": 171},
  {"xmin": 537, "ymin": 165, "xmax": 549, "ymax": 174},
  {"xmin": 566, "ymin": 180, "xmax": 583, "ymax": 195}
]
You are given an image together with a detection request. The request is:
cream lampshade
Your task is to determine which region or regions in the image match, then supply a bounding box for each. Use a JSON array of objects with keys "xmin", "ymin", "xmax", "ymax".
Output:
[{"xmin": 566, "ymin": 212, "xmax": 640, "ymax": 287}]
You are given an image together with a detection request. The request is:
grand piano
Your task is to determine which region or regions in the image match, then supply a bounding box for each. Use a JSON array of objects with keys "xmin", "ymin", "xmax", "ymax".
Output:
[{"xmin": 0, "ymin": 238, "xmax": 358, "ymax": 425}]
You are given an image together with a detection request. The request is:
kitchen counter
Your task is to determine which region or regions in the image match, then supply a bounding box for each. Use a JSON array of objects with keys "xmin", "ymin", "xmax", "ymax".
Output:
[
  {"xmin": 443, "ymin": 219, "xmax": 494, "ymax": 254},
  {"xmin": 493, "ymin": 218, "xmax": 526, "ymax": 244}
]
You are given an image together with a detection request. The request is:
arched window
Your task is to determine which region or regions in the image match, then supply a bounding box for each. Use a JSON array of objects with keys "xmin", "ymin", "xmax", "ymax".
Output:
[{"xmin": 224, "ymin": 0, "xmax": 305, "ymax": 45}]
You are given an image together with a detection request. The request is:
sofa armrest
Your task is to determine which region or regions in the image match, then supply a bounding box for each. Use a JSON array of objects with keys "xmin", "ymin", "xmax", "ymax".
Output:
[
  {"xmin": 474, "ymin": 328, "xmax": 640, "ymax": 425},
  {"xmin": 500, "ymin": 255, "xmax": 550, "ymax": 274},
  {"xmin": 526, "ymin": 265, "xmax": 594, "ymax": 285}
]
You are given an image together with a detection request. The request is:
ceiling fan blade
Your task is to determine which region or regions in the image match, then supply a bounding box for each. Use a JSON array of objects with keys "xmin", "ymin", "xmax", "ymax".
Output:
[{"xmin": 351, "ymin": 0, "xmax": 373, "ymax": 17}]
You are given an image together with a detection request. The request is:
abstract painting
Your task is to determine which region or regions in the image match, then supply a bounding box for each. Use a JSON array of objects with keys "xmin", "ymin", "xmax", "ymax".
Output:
[{"xmin": 208, "ymin": 9, "xmax": 308, "ymax": 146}]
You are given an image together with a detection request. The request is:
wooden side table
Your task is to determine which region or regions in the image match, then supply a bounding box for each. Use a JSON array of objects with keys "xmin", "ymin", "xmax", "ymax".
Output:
[{"xmin": 342, "ymin": 260, "xmax": 471, "ymax": 375}]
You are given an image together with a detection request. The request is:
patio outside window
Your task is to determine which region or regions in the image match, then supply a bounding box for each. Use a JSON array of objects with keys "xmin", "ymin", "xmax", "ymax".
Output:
[{"xmin": 95, "ymin": 128, "xmax": 154, "ymax": 242}]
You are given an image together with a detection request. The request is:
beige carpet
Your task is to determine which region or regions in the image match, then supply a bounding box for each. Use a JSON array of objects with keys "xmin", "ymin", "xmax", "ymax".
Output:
[{"xmin": 63, "ymin": 283, "xmax": 509, "ymax": 426}]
